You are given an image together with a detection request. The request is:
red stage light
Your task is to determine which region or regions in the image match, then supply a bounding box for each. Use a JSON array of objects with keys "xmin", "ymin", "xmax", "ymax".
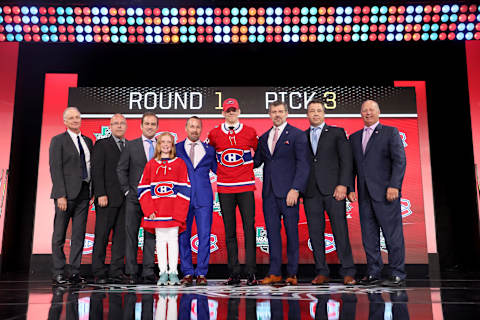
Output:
[
  {"xmin": 206, "ymin": 35, "xmax": 213, "ymax": 43},
  {"xmin": 405, "ymin": 24, "xmax": 413, "ymax": 32},
  {"xmin": 275, "ymin": 35, "xmax": 283, "ymax": 42},
  {"xmin": 231, "ymin": 35, "xmax": 239, "ymax": 42},
  {"xmin": 362, "ymin": 6, "xmax": 370, "ymax": 14},
  {"xmin": 474, "ymin": 32, "xmax": 480, "ymax": 40},
  {"xmin": 249, "ymin": 8, "xmax": 256, "ymax": 16},
  {"xmin": 469, "ymin": 5, "xmax": 477, "ymax": 12},
  {"xmin": 266, "ymin": 26, "xmax": 273, "ymax": 34},
  {"xmin": 34, "ymin": 34, "xmax": 42, "ymax": 42},
  {"xmin": 344, "ymin": 34, "xmax": 351, "ymax": 42},
  {"xmin": 433, "ymin": 5, "xmax": 441, "ymax": 14},
  {"xmin": 258, "ymin": 17, "xmax": 265, "ymax": 24},
  {"xmin": 48, "ymin": 7, "xmax": 56, "ymax": 15},
  {"xmin": 59, "ymin": 35, "xmax": 66, "ymax": 42},
  {"xmin": 110, "ymin": 8, "xmax": 117, "ymax": 16},
  {"xmin": 424, "ymin": 5, "xmax": 432, "ymax": 14},
  {"xmin": 94, "ymin": 35, "xmax": 101, "ymax": 42},
  {"xmin": 145, "ymin": 8, "xmax": 152, "ymax": 16},
  {"xmin": 197, "ymin": 26, "xmax": 205, "ymax": 34},
  {"xmin": 292, "ymin": 7, "xmax": 300, "ymax": 16},
  {"xmin": 432, "ymin": 15, "xmax": 440, "ymax": 23},
  {"xmin": 144, "ymin": 17, "xmax": 152, "ymax": 25},
  {"xmin": 413, "ymin": 24, "xmax": 421, "ymax": 32},
  {"xmin": 153, "ymin": 8, "xmax": 160, "ymax": 16},
  {"xmin": 300, "ymin": 25, "xmax": 308, "ymax": 33},
  {"xmin": 344, "ymin": 25, "xmax": 352, "ymax": 33},
  {"xmin": 398, "ymin": 6, "xmax": 406, "ymax": 14},
  {"xmin": 327, "ymin": 16, "xmax": 335, "ymax": 24},
  {"xmin": 440, "ymin": 24, "xmax": 448, "ymax": 31},
  {"xmin": 447, "ymin": 32, "xmax": 455, "ymax": 40},
  {"xmin": 309, "ymin": 34, "xmax": 316, "ymax": 42},
  {"xmin": 468, "ymin": 14, "xmax": 476, "ymax": 22},
  {"xmin": 354, "ymin": 7, "xmax": 361, "ymax": 15},
  {"xmin": 258, "ymin": 7, "xmax": 265, "ymax": 16},
  {"xmin": 318, "ymin": 16, "xmax": 326, "ymax": 24},
  {"xmin": 249, "ymin": 17, "xmax": 256, "ymax": 25},
  {"xmin": 163, "ymin": 26, "xmax": 170, "ymax": 34},
  {"xmin": 388, "ymin": 6, "xmax": 396, "ymax": 14},
  {"xmin": 284, "ymin": 17, "xmax": 291, "ymax": 24},
  {"xmin": 67, "ymin": 34, "xmax": 75, "ymax": 42},
  {"xmin": 67, "ymin": 26, "xmax": 75, "ymax": 33},
  {"xmin": 413, "ymin": 33, "xmax": 420, "ymax": 41},
  {"xmin": 214, "ymin": 17, "xmax": 221, "ymax": 25},
  {"xmin": 309, "ymin": 25, "xmax": 317, "ymax": 33},
  {"xmin": 369, "ymin": 34, "xmax": 377, "ymax": 41},
  {"xmin": 102, "ymin": 26, "xmax": 110, "ymax": 33},
  {"xmin": 240, "ymin": 35, "xmax": 248, "ymax": 43},
  {"xmin": 102, "ymin": 35, "xmax": 110, "ymax": 43},
  {"xmin": 189, "ymin": 17, "xmax": 196, "ymax": 25},
  {"xmin": 460, "ymin": 5, "xmax": 468, "ymax": 13},
  {"xmin": 335, "ymin": 25, "xmax": 342, "ymax": 33},
  {"xmin": 128, "ymin": 35, "xmax": 136, "ymax": 43},
  {"xmin": 137, "ymin": 35, "xmax": 144, "ymax": 43},
  {"xmin": 12, "ymin": 15, "xmax": 21, "ymax": 24},
  {"xmin": 206, "ymin": 26, "xmax": 213, "ymax": 34},
  {"xmin": 318, "ymin": 7, "xmax": 326, "ymax": 15},
  {"xmin": 179, "ymin": 8, "xmax": 187, "ymax": 16},
  {"xmin": 275, "ymin": 26, "xmax": 283, "ymax": 33},
  {"xmin": 223, "ymin": 8, "xmax": 230, "ymax": 16},
  {"xmin": 39, "ymin": 7, "xmax": 46, "ymax": 15},
  {"xmin": 128, "ymin": 26, "xmax": 135, "ymax": 34},
  {"xmin": 397, "ymin": 16, "xmax": 405, "ymax": 24},
  {"xmin": 362, "ymin": 16, "xmax": 370, "ymax": 24},
  {"xmin": 379, "ymin": 24, "xmax": 386, "ymax": 32},
  {"xmin": 23, "ymin": 25, "xmax": 31, "ymax": 33},
  {"xmin": 404, "ymin": 33, "xmax": 412, "ymax": 41},
  {"xmin": 266, "ymin": 35, "xmax": 273, "ymax": 42},
  {"xmin": 40, "ymin": 16, "xmax": 48, "ymax": 24},
  {"xmin": 449, "ymin": 23, "xmax": 456, "ymax": 31},
  {"xmin": 118, "ymin": 8, "xmax": 126, "ymax": 16},
  {"xmin": 119, "ymin": 17, "xmax": 126, "ymax": 25},
  {"xmin": 292, "ymin": 16, "xmax": 300, "ymax": 24},
  {"xmin": 75, "ymin": 17, "xmax": 83, "ymax": 24},
  {"xmin": 0, "ymin": 34, "xmax": 5, "ymax": 42},
  {"xmin": 4, "ymin": 16, "xmax": 12, "ymax": 24},
  {"xmin": 171, "ymin": 26, "xmax": 179, "ymax": 34},
  {"xmin": 239, "ymin": 26, "xmax": 247, "ymax": 34},
  {"xmin": 84, "ymin": 17, "xmax": 91, "ymax": 24},
  {"xmin": 378, "ymin": 34, "xmax": 386, "ymax": 41},
  {"xmin": 327, "ymin": 7, "xmax": 335, "ymax": 15},
  {"xmin": 388, "ymin": 15, "xmax": 395, "ymax": 24},
  {"xmin": 283, "ymin": 8, "xmax": 291, "ymax": 16},
  {"xmin": 370, "ymin": 25, "xmax": 378, "ymax": 32},
  {"xmin": 476, "ymin": 23, "xmax": 480, "ymax": 31},
  {"xmin": 353, "ymin": 16, "xmax": 361, "ymax": 24},
  {"xmin": 74, "ymin": 7, "xmax": 82, "ymax": 15},
  {"xmin": 459, "ymin": 14, "xmax": 467, "ymax": 23},
  {"xmin": 58, "ymin": 26, "xmax": 66, "ymax": 33},
  {"xmin": 197, "ymin": 35, "xmax": 205, "ymax": 43},
  {"xmin": 2, "ymin": 6, "xmax": 11, "ymax": 14},
  {"xmin": 153, "ymin": 18, "xmax": 161, "ymax": 25},
  {"xmin": 83, "ymin": 7, "xmax": 90, "ymax": 15},
  {"xmin": 214, "ymin": 8, "xmax": 221, "ymax": 16},
  {"xmin": 180, "ymin": 17, "xmax": 187, "ymax": 25},
  {"xmin": 164, "ymin": 35, "xmax": 171, "ymax": 43},
  {"xmin": 334, "ymin": 34, "xmax": 342, "ymax": 42},
  {"xmin": 23, "ymin": 34, "xmax": 31, "ymax": 42},
  {"xmin": 136, "ymin": 26, "xmax": 144, "ymax": 34}
]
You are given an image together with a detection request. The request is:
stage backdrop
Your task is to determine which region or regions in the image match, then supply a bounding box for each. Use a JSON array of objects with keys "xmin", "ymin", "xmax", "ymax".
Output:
[{"xmin": 33, "ymin": 82, "xmax": 430, "ymax": 266}]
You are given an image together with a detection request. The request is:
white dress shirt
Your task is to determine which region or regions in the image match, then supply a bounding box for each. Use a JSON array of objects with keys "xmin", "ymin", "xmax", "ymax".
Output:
[
  {"xmin": 184, "ymin": 138, "xmax": 205, "ymax": 168},
  {"xmin": 67, "ymin": 129, "xmax": 91, "ymax": 182},
  {"xmin": 268, "ymin": 121, "xmax": 288, "ymax": 154}
]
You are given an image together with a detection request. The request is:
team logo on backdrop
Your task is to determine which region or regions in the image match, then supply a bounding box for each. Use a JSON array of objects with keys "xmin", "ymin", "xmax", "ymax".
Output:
[
  {"xmin": 309, "ymin": 299, "xmax": 340, "ymax": 319},
  {"xmin": 190, "ymin": 234, "xmax": 219, "ymax": 253},
  {"xmin": 154, "ymin": 183, "xmax": 175, "ymax": 197},
  {"xmin": 220, "ymin": 148, "xmax": 245, "ymax": 167},
  {"xmin": 401, "ymin": 198, "xmax": 412, "ymax": 218},
  {"xmin": 94, "ymin": 126, "xmax": 111, "ymax": 140},
  {"xmin": 155, "ymin": 131, "xmax": 178, "ymax": 143},
  {"xmin": 191, "ymin": 299, "xmax": 218, "ymax": 320},
  {"xmin": 256, "ymin": 227, "xmax": 269, "ymax": 253},
  {"xmin": 399, "ymin": 132, "xmax": 408, "ymax": 147},
  {"xmin": 138, "ymin": 227, "xmax": 144, "ymax": 249},
  {"xmin": 82, "ymin": 233, "xmax": 95, "ymax": 255},
  {"xmin": 209, "ymin": 171, "xmax": 217, "ymax": 183},
  {"xmin": 346, "ymin": 200, "xmax": 353, "ymax": 219},
  {"xmin": 254, "ymin": 166, "xmax": 263, "ymax": 182},
  {"xmin": 213, "ymin": 193, "xmax": 222, "ymax": 216},
  {"xmin": 380, "ymin": 228, "xmax": 388, "ymax": 253},
  {"xmin": 308, "ymin": 233, "xmax": 336, "ymax": 253}
]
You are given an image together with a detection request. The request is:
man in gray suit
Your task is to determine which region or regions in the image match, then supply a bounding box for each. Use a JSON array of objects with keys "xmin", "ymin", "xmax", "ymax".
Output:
[
  {"xmin": 49, "ymin": 107, "xmax": 93, "ymax": 286},
  {"xmin": 117, "ymin": 112, "xmax": 158, "ymax": 284}
]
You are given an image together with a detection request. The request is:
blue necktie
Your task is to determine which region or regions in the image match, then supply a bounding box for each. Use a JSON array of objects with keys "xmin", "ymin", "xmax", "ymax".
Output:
[
  {"xmin": 311, "ymin": 127, "xmax": 320, "ymax": 154},
  {"xmin": 77, "ymin": 136, "xmax": 88, "ymax": 180},
  {"xmin": 146, "ymin": 139, "xmax": 154, "ymax": 160}
]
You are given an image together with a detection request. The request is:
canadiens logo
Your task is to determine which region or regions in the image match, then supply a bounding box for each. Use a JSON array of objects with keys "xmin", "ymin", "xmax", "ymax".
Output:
[
  {"xmin": 399, "ymin": 132, "xmax": 408, "ymax": 147},
  {"xmin": 154, "ymin": 183, "xmax": 174, "ymax": 197},
  {"xmin": 256, "ymin": 227, "xmax": 269, "ymax": 253},
  {"xmin": 220, "ymin": 148, "xmax": 244, "ymax": 167},
  {"xmin": 346, "ymin": 199, "xmax": 353, "ymax": 219},
  {"xmin": 82, "ymin": 233, "xmax": 95, "ymax": 255},
  {"xmin": 190, "ymin": 234, "xmax": 219, "ymax": 253},
  {"xmin": 308, "ymin": 233, "xmax": 336, "ymax": 253},
  {"xmin": 401, "ymin": 198, "xmax": 412, "ymax": 218}
]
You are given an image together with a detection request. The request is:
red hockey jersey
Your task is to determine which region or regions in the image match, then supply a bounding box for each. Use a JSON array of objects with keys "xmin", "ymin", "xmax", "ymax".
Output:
[
  {"xmin": 137, "ymin": 157, "xmax": 191, "ymax": 233},
  {"xmin": 207, "ymin": 122, "xmax": 258, "ymax": 193}
]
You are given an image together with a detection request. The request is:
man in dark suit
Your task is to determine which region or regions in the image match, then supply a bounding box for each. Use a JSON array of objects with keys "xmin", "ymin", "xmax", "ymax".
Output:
[
  {"xmin": 49, "ymin": 107, "xmax": 93, "ymax": 285},
  {"xmin": 177, "ymin": 116, "xmax": 217, "ymax": 285},
  {"xmin": 303, "ymin": 99, "xmax": 356, "ymax": 285},
  {"xmin": 348, "ymin": 100, "xmax": 407, "ymax": 287},
  {"xmin": 254, "ymin": 100, "xmax": 310, "ymax": 285},
  {"xmin": 91, "ymin": 113, "xmax": 128, "ymax": 284},
  {"xmin": 117, "ymin": 112, "xmax": 158, "ymax": 284}
]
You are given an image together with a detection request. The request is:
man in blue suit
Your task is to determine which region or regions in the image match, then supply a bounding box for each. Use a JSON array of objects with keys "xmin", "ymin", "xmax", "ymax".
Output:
[
  {"xmin": 177, "ymin": 116, "xmax": 217, "ymax": 285},
  {"xmin": 348, "ymin": 100, "xmax": 407, "ymax": 287},
  {"xmin": 254, "ymin": 100, "xmax": 310, "ymax": 285}
]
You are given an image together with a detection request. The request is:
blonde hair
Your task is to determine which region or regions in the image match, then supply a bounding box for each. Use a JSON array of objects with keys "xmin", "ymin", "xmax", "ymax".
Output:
[{"xmin": 154, "ymin": 132, "xmax": 176, "ymax": 160}]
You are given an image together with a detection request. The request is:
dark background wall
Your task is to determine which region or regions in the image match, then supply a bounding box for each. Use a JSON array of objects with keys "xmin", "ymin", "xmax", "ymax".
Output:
[{"xmin": 2, "ymin": 40, "xmax": 479, "ymax": 275}]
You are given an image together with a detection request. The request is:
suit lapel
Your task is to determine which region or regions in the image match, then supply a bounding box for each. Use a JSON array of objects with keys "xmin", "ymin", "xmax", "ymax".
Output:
[
  {"xmin": 178, "ymin": 140, "xmax": 194, "ymax": 167},
  {"xmin": 64, "ymin": 132, "xmax": 80, "ymax": 158},
  {"xmin": 305, "ymin": 129, "xmax": 314, "ymax": 155},
  {"xmin": 364, "ymin": 123, "xmax": 382, "ymax": 156},
  {"xmin": 196, "ymin": 142, "xmax": 210, "ymax": 167},
  {"xmin": 315, "ymin": 125, "xmax": 329, "ymax": 156},
  {"xmin": 108, "ymin": 136, "xmax": 121, "ymax": 154}
]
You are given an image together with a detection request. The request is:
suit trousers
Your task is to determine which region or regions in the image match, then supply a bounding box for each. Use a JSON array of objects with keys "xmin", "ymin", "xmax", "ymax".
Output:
[
  {"xmin": 125, "ymin": 197, "xmax": 155, "ymax": 277},
  {"xmin": 358, "ymin": 186, "xmax": 406, "ymax": 279},
  {"xmin": 219, "ymin": 191, "xmax": 256, "ymax": 275},
  {"xmin": 179, "ymin": 204, "xmax": 212, "ymax": 277},
  {"xmin": 91, "ymin": 201, "xmax": 126, "ymax": 277},
  {"xmin": 303, "ymin": 186, "xmax": 356, "ymax": 277},
  {"xmin": 262, "ymin": 193, "xmax": 299, "ymax": 276},
  {"xmin": 51, "ymin": 182, "xmax": 89, "ymax": 276}
]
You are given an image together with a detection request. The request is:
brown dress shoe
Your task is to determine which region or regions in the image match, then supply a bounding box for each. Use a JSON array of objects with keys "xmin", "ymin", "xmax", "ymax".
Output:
[
  {"xmin": 285, "ymin": 275, "xmax": 298, "ymax": 285},
  {"xmin": 311, "ymin": 275, "xmax": 330, "ymax": 285},
  {"xmin": 181, "ymin": 275, "xmax": 194, "ymax": 286},
  {"xmin": 196, "ymin": 275, "xmax": 208, "ymax": 286},
  {"xmin": 261, "ymin": 274, "xmax": 282, "ymax": 285},
  {"xmin": 343, "ymin": 276, "xmax": 357, "ymax": 285}
]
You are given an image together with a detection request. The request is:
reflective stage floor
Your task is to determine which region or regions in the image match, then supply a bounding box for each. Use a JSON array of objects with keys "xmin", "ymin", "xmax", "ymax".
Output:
[{"xmin": 2, "ymin": 278, "xmax": 480, "ymax": 319}]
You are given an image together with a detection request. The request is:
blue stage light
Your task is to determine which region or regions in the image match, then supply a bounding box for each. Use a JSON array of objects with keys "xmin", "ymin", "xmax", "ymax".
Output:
[
  {"xmin": 189, "ymin": 26, "xmax": 196, "ymax": 34},
  {"xmin": 205, "ymin": 17, "xmax": 213, "ymax": 25},
  {"xmin": 65, "ymin": 7, "xmax": 72, "ymax": 15},
  {"xmin": 415, "ymin": 6, "xmax": 423, "ymax": 14},
  {"xmin": 266, "ymin": 17, "xmax": 274, "ymax": 25},
  {"xmin": 371, "ymin": 16, "xmax": 378, "ymax": 24},
  {"xmin": 214, "ymin": 35, "xmax": 222, "ymax": 43},
  {"xmin": 431, "ymin": 24, "xmax": 439, "ymax": 32},
  {"xmin": 22, "ymin": 16, "xmax": 30, "ymax": 24},
  {"xmin": 40, "ymin": 25, "xmax": 48, "ymax": 33},
  {"xmin": 301, "ymin": 7, "xmax": 309, "ymax": 15},
  {"xmin": 283, "ymin": 34, "xmax": 291, "ymax": 42},
  {"xmin": 171, "ymin": 17, "xmax": 179, "ymax": 25},
  {"xmin": 180, "ymin": 26, "xmax": 187, "ymax": 34},
  {"xmin": 240, "ymin": 17, "xmax": 248, "ymax": 25},
  {"xmin": 450, "ymin": 14, "xmax": 458, "ymax": 23},
  {"xmin": 0, "ymin": 17, "xmax": 3, "ymax": 24},
  {"xmin": 336, "ymin": 16, "xmax": 343, "ymax": 24},
  {"xmin": 197, "ymin": 17, "xmax": 205, "ymax": 25},
  {"xmin": 309, "ymin": 16, "xmax": 317, "ymax": 24},
  {"xmin": 352, "ymin": 25, "xmax": 360, "ymax": 33},
  {"xmin": 163, "ymin": 17, "xmax": 171, "ymax": 25},
  {"xmin": 415, "ymin": 15, "xmax": 423, "ymax": 23},
  {"xmin": 360, "ymin": 34, "xmax": 368, "ymax": 41},
  {"xmin": 292, "ymin": 25, "xmax": 300, "ymax": 33},
  {"xmin": 197, "ymin": 8, "xmax": 205, "ymax": 16},
  {"xmin": 327, "ymin": 25, "xmax": 335, "ymax": 33},
  {"xmin": 75, "ymin": 26, "xmax": 83, "ymax": 33},
  {"xmin": 421, "ymin": 33, "xmax": 429, "ymax": 41},
  {"xmin": 92, "ymin": 7, "xmax": 99, "ymax": 15},
  {"xmin": 189, "ymin": 35, "xmax": 196, "ymax": 43},
  {"xmin": 57, "ymin": 16, "xmax": 65, "ymax": 24},
  {"xmin": 146, "ymin": 26, "xmax": 153, "ymax": 34},
  {"xmin": 30, "ymin": 6, "xmax": 38, "ymax": 15},
  {"xmin": 352, "ymin": 34, "xmax": 360, "ymax": 41},
  {"xmin": 230, "ymin": 17, "xmax": 238, "ymax": 25},
  {"xmin": 162, "ymin": 8, "xmax": 169, "ymax": 16},
  {"xmin": 283, "ymin": 25, "xmax": 291, "ymax": 33},
  {"xmin": 318, "ymin": 25, "xmax": 325, "ymax": 33},
  {"xmin": 248, "ymin": 35, "xmax": 255, "ymax": 43},
  {"xmin": 451, "ymin": 5, "xmax": 459, "ymax": 13},
  {"xmin": 317, "ymin": 34, "xmax": 325, "ymax": 42},
  {"xmin": 258, "ymin": 26, "xmax": 265, "ymax": 34},
  {"xmin": 135, "ymin": 8, "xmax": 143, "ymax": 16},
  {"xmin": 292, "ymin": 34, "xmax": 299, "ymax": 42},
  {"xmin": 111, "ymin": 26, "xmax": 118, "ymax": 34},
  {"xmin": 14, "ymin": 25, "xmax": 22, "ymax": 33},
  {"xmin": 127, "ymin": 17, "xmax": 135, "ymax": 25},
  {"xmin": 327, "ymin": 34, "xmax": 334, "ymax": 42},
  {"xmin": 31, "ymin": 16, "xmax": 39, "ymax": 24},
  {"xmin": 456, "ymin": 33, "xmax": 464, "ymax": 40},
  {"xmin": 248, "ymin": 26, "xmax": 255, "ymax": 34},
  {"xmin": 387, "ymin": 33, "xmax": 394, "ymax": 41},
  {"xmin": 154, "ymin": 35, "xmax": 161, "ymax": 43},
  {"xmin": 300, "ymin": 16, "xmax": 308, "ymax": 24},
  {"xmin": 458, "ymin": 23, "xmax": 465, "ymax": 31},
  {"xmin": 92, "ymin": 17, "xmax": 100, "ymax": 24},
  {"xmin": 214, "ymin": 26, "xmax": 222, "ymax": 34},
  {"xmin": 6, "ymin": 34, "xmax": 14, "ymax": 42},
  {"xmin": 371, "ymin": 6, "xmax": 379, "ymax": 15},
  {"xmin": 467, "ymin": 23, "xmax": 475, "ymax": 31},
  {"xmin": 66, "ymin": 16, "xmax": 74, "ymax": 24},
  {"xmin": 345, "ymin": 7, "xmax": 353, "ymax": 15},
  {"xmin": 442, "ymin": 5, "xmax": 450, "ymax": 13},
  {"xmin": 380, "ymin": 6, "xmax": 388, "ymax": 14},
  {"xmin": 362, "ymin": 25, "xmax": 370, "ymax": 33},
  {"xmin": 57, "ymin": 7, "xmax": 64, "ymax": 15},
  {"xmin": 146, "ymin": 35, "xmax": 153, "ymax": 43},
  {"xmin": 422, "ymin": 24, "xmax": 430, "ymax": 32},
  {"xmin": 277, "ymin": 17, "xmax": 284, "ymax": 25},
  {"xmin": 336, "ymin": 7, "xmax": 344, "ymax": 15},
  {"xmin": 49, "ymin": 25, "xmax": 57, "ymax": 33},
  {"xmin": 310, "ymin": 7, "xmax": 317, "ymax": 15},
  {"xmin": 127, "ymin": 8, "xmax": 134, "ymax": 16},
  {"xmin": 240, "ymin": 7, "xmax": 248, "ymax": 16},
  {"xmin": 344, "ymin": 16, "xmax": 353, "ymax": 24},
  {"xmin": 120, "ymin": 35, "xmax": 127, "ymax": 43},
  {"xmin": 441, "ymin": 14, "xmax": 449, "ymax": 22},
  {"xmin": 379, "ymin": 15, "xmax": 387, "ymax": 23},
  {"xmin": 111, "ymin": 35, "xmax": 119, "ymax": 43},
  {"xmin": 171, "ymin": 8, "xmax": 178, "ymax": 16},
  {"xmin": 396, "ymin": 34, "xmax": 403, "ymax": 41},
  {"xmin": 257, "ymin": 35, "xmax": 265, "ymax": 43},
  {"xmin": 77, "ymin": 35, "xmax": 85, "ymax": 43},
  {"xmin": 406, "ymin": 6, "xmax": 415, "ymax": 14},
  {"xmin": 180, "ymin": 35, "xmax": 187, "ymax": 43},
  {"xmin": 276, "ymin": 7, "xmax": 283, "ymax": 16},
  {"xmin": 230, "ymin": 8, "xmax": 238, "ymax": 16},
  {"xmin": 84, "ymin": 35, "xmax": 92, "ymax": 42},
  {"xmin": 154, "ymin": 26, "xmax": 162, "ymax": 34},
  {"xmin": 119, "ymin": 26, "xmax": 127, "ymax": 34},
  {"xmin": 466, "ymin": 32, "xmax": 473, "ymax": 40},
  {"xmin": 430, "ymin": 33, "xmax": 438, "ymax": 40},
  {"xmin": 406, "ymin": 15, "xmax": 414, "ymax": 23},
  {"xmin": 102, "ymin": 17, "xmax": 109, "ymax": 24}
]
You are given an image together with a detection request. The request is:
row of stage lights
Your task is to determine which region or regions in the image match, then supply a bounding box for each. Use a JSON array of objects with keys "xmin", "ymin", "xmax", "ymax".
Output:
[{"xmin": 0, "ymin": 4, "xmax": 479, "ymax": 43}]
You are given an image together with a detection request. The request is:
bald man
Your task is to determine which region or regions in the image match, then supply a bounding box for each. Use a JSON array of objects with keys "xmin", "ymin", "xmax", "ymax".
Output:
[
  {"xmin": 49, "ymin": 107, "xmax": 93, "ymax": 285},
  {"xmin": 91, "ymin": 114, "xmax": 128, "ymax": 284},
  {"xmin": 348, "ymin": 100, "xmax": 407, "ymax": 287}
]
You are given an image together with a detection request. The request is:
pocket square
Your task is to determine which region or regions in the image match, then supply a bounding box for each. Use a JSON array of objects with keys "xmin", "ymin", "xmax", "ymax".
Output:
[{"xmin": 285, "ymin": 140, "xmax": 289, "ymax": 145}]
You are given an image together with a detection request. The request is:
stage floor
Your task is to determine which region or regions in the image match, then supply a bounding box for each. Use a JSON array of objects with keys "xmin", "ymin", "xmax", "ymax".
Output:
[{"xmin": 2, "ymin": 278, "xmax": 480, "ymax": 319}]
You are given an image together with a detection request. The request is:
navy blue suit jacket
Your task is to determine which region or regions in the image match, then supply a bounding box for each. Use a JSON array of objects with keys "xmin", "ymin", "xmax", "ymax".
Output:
[
  {"xmin": 254, "ymin": 123, "xmax": 310, "ymax": 198},
  {"xmin": 350, "ymin": 123, "xmax": 406, "ymax": 202},
  {"xmin": 176, "ymin": 140, "xmax": 217, "ymax": 208}
]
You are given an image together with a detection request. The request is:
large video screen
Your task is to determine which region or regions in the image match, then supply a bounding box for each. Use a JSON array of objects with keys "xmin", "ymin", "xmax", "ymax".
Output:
[{"xmin": 33, "ymin": 80, "xmax": 431, "ymax": 266}]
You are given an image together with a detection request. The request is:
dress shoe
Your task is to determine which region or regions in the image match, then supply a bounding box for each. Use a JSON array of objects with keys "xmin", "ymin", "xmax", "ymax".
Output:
[
  {"xmin": 311, "ymin": 275, "xmax": 330, "ymax": 285},
  {"xmin": 52, "ymin": 274, "xmax": 70, "ymax": 286},
  {"xmin": 358, "ymin": 275, "xmax": 382, "ymax": 286},
  {"xmin": 109, "ymin": 273, "xmax": 128, "ymax": 284},
  {"xmin": 142, "ymin": 275, "xmax": 157, "ymax": 284},
  {"xmin": 285, "ymin": 275, "xmax": 298, "ymax": 285},
  {"xmin": 343, "ymin": 276, "xmax": 357, "ymax": 285},
  {"xmin": 261, "ymin": 274, "xmax": 282, "ymax": 285},
  {"xmin": 69, "ymin": 274, "xmax": 87, "ymax": 285},
  {"xmin": 181, "ymin": 275, "xmax": 194, "ymax": 286},
  {"xmin": 196, "ymin": 275, "xmax": 208, "ymax": 286},
  {"xmin": 382, "ymin": 276, "xmax": 406, "ymax": 287},
  {"xmin": 94, "ymin": 276, "xmax": 108, "ymax": 284},
  {"xmin": 247, "ymin": 274, "xmax": 258, "ymax": 286},
  {"xmin": 126, "ymin": 274, "xmax": 139, "ymax": 285},
  {"xmin": 224, "ymin": 274, "xmax": 241, "ymax": 285}
]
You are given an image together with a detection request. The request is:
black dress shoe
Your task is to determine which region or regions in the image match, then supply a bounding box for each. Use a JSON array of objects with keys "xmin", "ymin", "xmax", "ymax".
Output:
[
  {"xmin": 95, "ymin": 276, "xmax": 108, "ymax": 284},
  {"xmin": 142, "ymin": 275, "xmax": 157, "ymax": 284},
  {"xmin": 224, "ymin": 275, "xmax": 241, "ymax": 285},
  {"xmin": 52, "ymin": 274, "xmax": 70, "ymax": 286},
  {"xmin": 109, "ymin": 273, "xmax": 128, "ymax": 284},
  {"xmin": 358, "ymin": 275, "xmax": 382, "ymax": 286},
  {"xmin": 382, "ymin": 276, "xmax": 406, "ymax": 287},
  {"xmin": 69, "ymin": 274, "xmax": 87, "ymax": 285},
  {"xmin": 247, "ymin": 274, "xmax": 258, "ymax": 286},
  {"xmin": 126, "ymin": 274, "xmax": 138, "ymax": 285}
]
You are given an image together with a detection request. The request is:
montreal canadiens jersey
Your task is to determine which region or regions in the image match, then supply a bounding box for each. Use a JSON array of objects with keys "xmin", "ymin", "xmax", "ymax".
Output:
[
  {"xmin": 137, "ymin": 157, "xmax": 191, "ymax": 233},
  {"xmin": 207, "ymin": 122, "xmax": 258, "ymax": 193}
]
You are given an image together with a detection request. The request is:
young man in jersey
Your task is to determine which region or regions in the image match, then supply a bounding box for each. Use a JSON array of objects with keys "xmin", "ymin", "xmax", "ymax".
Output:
[{"xmin": 207, "ymin": 98, "xmax": 259, "ymax": 285}]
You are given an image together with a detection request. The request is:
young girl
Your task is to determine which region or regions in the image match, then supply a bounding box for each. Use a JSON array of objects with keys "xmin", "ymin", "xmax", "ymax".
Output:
[{"xmin": 137, "ymin": 132, "xmax": 190, "ymax": 285}]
